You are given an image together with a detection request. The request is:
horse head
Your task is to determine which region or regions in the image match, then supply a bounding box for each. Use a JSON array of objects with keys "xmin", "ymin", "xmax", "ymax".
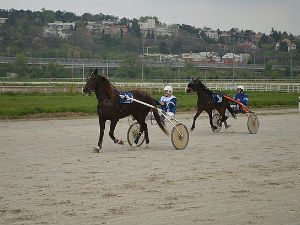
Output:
[
  {"xmin": 83, "ymin": 68, "xmax": 98, "ymax": 96},
  {"xmin": 186, "ymin": 77, "xmax": 201, "ymax": 94}
]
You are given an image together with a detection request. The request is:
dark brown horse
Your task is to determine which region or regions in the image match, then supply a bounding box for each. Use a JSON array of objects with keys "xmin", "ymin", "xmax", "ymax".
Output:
[
  {"xmin": 83, "ymin": 68, "xmax": 168, "ymax": 152},
  {"xmin": 186, "ymin": 78, "xmax": 235, "ymax": 131}
]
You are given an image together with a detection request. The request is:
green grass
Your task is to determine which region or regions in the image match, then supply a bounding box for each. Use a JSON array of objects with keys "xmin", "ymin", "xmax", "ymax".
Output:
[
  {"xmin": 0, "ymin": 92, "xmax": 97, "ymax": 118},
  {"xmin": 0, "ymin": 91, "xmax": 299, "ymax": 118}
]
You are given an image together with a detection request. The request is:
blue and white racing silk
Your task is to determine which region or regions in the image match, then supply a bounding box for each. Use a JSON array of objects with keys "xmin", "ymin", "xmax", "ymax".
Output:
[
  {"xmin": 212, "ymin": 93, "xmax": 223, "ymax": 104},
  {"xmin": 117, "ymin": 90, "xmax": 134, "ymax": 104},
  {"xmin": 156, "ymin": 95, "xmax": 177, "ymax": 114},
  {"xmin": 234, "ymin": 93, "xmax": 248, "ymax": 106}
]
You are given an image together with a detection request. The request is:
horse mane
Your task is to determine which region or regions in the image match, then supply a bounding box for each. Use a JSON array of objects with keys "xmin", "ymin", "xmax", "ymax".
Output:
[
  {"xmin": 97, "ymin": 75, "xmax": 117, "ymax": 100},
  {"xmin": 197, "ymin": 80, "xmax": 213, "ymax": 94}
]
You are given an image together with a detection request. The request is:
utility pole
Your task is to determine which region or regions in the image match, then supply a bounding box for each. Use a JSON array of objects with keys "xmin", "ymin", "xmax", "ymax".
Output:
[
  {"xmin": 205, "ymin": 41, "xmax": 207, "ymax": 81},
  {"xmin": 106, "ymin": 60, "xmax": 109, "ymax": 78},
  {"xmin": 82, "ymin": 60, "xmax": 85, "ymax": 84},
  {"xmin": 7, "ymin": 43, "xmax": 10, "ymax": 57},
  {"xmin": 232, "ymin": 41, "xmax": 235, "ymax": 86},
  {"xmin": 141, "ymin": 38, "xmax": 145, "ymax": 85},
  {"xmin": 290, "ymin": 49, "xmax": 293, "ymax": 87},
  {"xmin": 141, "ymin": 58, "xmax": 144, "ymax": 84}
]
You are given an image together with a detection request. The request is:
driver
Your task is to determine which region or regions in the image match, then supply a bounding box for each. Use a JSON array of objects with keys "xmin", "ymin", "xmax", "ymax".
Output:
[
  {"xmin": 234, "ymin": 85, "xmax": 248, "ymax": 107},
  {"xmin": 225, "ymin": 85, "xmax": 248, "ymax": 127},
  {"xmin": 156, "ymin": 86, "xmax": 177, "ymax": 118}
]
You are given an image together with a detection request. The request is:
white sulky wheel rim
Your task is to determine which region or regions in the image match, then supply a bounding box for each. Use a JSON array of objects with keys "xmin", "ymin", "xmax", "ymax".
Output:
[
  {"xmin": 247, "ymin": 114, "xmax": 259, "ymax": 134},
  {"xmin": 128, "ymin": 115, "xmax": 135, "ymax": 126},
  {"xmin": 127, "ymin": 122, "xmax": 145, "ymax": 147},
  {"xmin": 212, "ymin": 114, "xmax": 222, "ymax": 133},
  {"xmin": 171, "ymin": 123, "xmax": 189, "ymax": 150}
]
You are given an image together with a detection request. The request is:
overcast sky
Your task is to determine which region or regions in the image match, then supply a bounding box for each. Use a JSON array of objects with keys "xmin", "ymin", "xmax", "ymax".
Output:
[{"xmin": 1, "ymin": 0, "xmax": 299, "ymax": 35}]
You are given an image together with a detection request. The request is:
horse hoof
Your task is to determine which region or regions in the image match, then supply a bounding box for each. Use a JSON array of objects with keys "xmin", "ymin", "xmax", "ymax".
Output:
[
  {"xmin": 118, "ymin": 140, "xmax": 124, "ymax": 145},
  {"xmin": 131, "ymin": 144, "xmax": 137, "ymax": 147},
  {"xmin": 144, "ymin": 144, "xmax": 149, "ymax": 149},
  {"xmin": 93, "ymin": 146, "xmax": 100, "ymax": 153},
  {"xmin": 190, "ymin": 127, "xmax": 195, "ymax": 131},
  {"xmin": 225, "ymin": 125, "xmax": 231, "ymax": 129}
]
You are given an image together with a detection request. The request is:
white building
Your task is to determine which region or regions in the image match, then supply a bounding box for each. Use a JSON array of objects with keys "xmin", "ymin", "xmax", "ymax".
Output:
[
  {"xmin": 0, "ymin": 18, "xmax": 7, "ymax": 24},
  {"xmin": 155, "ymin": 24, "xmax": 179, "ymax": 37},
  {"xmin": 276, "ymin": 39, "xmax": 297, "ymax": 52},
  {"xmin": 202, "ymin": 27, "xmax": 219, "ymax": 41},
  {"xmin": 139, "ymin": 18, "xmax": 156, "ymax": 30},
  {"xmin": 222, "ymin": 53, "xmax": 243, "ymax": 63},
  {"xmin": 239, "ymin": 53, "xmax": 251, "ymax": 63},
  {"xmin": 139, "ymin": 18, "xmax": 179, "ymax": 37},
  {"xmin": 181, "ymin": 52, "xmax": 221, "ymax": 63},
  {"xmin": 43, "ymin": 21, "xmax": 76, "ymax": 39},
  {"xmin": 143, "ymin": 53, "xmax": 180, "ymax": 62},
  {"xmin": 86, "ymin": 21, "xmax": 104, "ymax": 32}
]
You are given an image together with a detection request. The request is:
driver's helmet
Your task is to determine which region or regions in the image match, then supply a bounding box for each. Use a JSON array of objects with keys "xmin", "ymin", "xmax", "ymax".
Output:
[
  {"xmin": 164, "ymin": 86, "xmax": 173, "ymax": 94},
  {"xmin": 237, "ymin": 85, "xmax": 244, "ymax": 91}
]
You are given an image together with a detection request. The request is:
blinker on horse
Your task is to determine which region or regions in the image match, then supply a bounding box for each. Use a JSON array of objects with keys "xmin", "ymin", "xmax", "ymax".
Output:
[{"xmin": 83, "ymin": 68, "xmax": 168, "ymax": 152}]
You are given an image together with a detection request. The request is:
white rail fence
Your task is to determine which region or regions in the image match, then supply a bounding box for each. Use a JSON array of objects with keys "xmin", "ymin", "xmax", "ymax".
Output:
[{"xmin": 1, "ymin": 82, "xmax": 300, "ymax": 93}]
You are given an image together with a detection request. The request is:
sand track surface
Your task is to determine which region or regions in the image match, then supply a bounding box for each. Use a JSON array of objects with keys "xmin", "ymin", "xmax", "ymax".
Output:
[{"xmin": 0, "ymin": 111, "xmax": 299, "ymax": 224}]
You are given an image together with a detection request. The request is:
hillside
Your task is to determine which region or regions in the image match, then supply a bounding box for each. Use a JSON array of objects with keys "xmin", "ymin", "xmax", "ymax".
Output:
[{"xmin": 0, "ymin": 9, "xmax": 299, "ymax": 80}]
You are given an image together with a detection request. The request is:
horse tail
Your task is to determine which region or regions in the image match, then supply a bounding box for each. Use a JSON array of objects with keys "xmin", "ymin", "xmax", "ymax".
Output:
[{"xmin": 152, "ymin": 108, "xmax": 169, "ymax": 136}]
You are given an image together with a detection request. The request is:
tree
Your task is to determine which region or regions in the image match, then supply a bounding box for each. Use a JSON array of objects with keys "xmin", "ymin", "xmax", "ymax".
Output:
[
  {"xmin": 259, "ymin": 34, "xmax": 269, "ymax": 45},
  {"xmin": 183, "ymin": 62, "xmax": 201, "ymax": 78},
  {"xmin": 279, "ymin": 41, "xmax": 288, "ymax": 51},
  {"xmin": 12, "ymin": 54, "xmax": 29, "ymax": 78},
  {"xmin": 159, "ymin": 41, "xmax": 168, "ymax": 54},
  {"xmin": 270, "ymin": 28, "xmax": 282, "ymax": 42},
  {"xmin": 130, "ymin": 18, "xmax": 141, "ymax": 37},
  {"xmin": 180, "ymin": 24, "xmax": 198, "ymax": 35},
  {"xmin": 171, "ymin": 39, "xmax": 183, "ymax": 54},
  {"xmin": 269, "ymin": 69, "xmax": 280, "ymax": 79}
]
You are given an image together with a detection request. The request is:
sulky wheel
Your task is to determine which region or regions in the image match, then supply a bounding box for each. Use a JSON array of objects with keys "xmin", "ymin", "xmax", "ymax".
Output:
[
  {"xmin": 247, "ymin": 113, "xmax": 259, "ymax": 134},
  {"xmin": 127, "ymin": 122, "xmax": 145, "ymax": 147},
  {"xmin": 212, "ymin": 114, "xmax": 222, "ymax": 133},
  {"xmin": 171, "ymin": 123, "xmax": 189, "ymax": 150},
  {"xmin": 128, "ymin": 115, "xmax": 135, "ymax": 126}
]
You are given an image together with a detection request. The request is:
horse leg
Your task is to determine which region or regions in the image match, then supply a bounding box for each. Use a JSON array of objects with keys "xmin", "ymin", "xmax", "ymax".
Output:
[
  {"xmin": 221, "ymin": 110, "xmax": 230, "ymax": 129},
  {"xmin": 191, "ymin": 108, "xmax": 203, "ymax": 131},
  {"xmin": 109, "ymin": 120, "xmax": 124, "ymax": 145},
  {"xmin": 217, "ymin": 104, "xmax": 230, "ymax": 129},
  {"xmin": 133, "ymin": 118, "xmax": 148, "ymax": 146},
  {"xmin": 144, "ymin": 129, "xmax": 149, "ymax": 144},
  {"xmin": 208, "ymin": 110, "xmax": 218, "ymax": 130},
  {"xmin": 95, "ymin": 118, "xmax": 105, "ymax": 153},
  {"xmin": 223, "ymin": 117, "xmax": 230, "ymax": 129}
]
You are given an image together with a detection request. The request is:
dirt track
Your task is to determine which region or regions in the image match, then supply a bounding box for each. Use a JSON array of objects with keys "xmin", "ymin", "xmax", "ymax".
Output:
[{"xmin": 0, "ymin": 111, "xmax": 299, "ymax": 224}]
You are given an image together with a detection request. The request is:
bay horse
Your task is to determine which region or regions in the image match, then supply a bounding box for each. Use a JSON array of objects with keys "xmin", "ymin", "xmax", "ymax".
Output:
[
  {"xmin": 83, "ymin": 68, "xmax": 168, "ymax": 152},
  {"xmin": 186, "ymin": 78, "xmax": 235, "ymax": 131}
]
